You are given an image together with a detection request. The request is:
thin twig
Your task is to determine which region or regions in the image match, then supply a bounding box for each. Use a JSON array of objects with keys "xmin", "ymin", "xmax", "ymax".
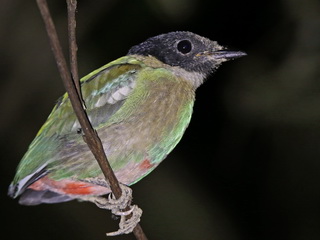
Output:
[
  {"xmin": 66, "ymin": 0, "xmax": 85, "ymax": 107},
  {"xmin": 35, "ymin": 0, "xmax": 147, "ymax": 239}
]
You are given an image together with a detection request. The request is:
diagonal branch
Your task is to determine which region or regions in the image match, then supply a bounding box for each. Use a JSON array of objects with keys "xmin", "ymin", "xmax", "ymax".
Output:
[
  {"xmin": 67, "ymin": 0, "xmax": 85, "ymax": 108},
  {"xmin": 66, "ymin": 0, "xmax": 79, "ymax": 99},
  {"xmin": 35, "ymin": 0, "xmax": 147, "ymax": 239}
]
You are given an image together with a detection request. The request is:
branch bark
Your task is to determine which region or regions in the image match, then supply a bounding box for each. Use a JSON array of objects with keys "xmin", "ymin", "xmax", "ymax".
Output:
[
  {"xmin": 35, "ymin": 0, "xmax": 147, "ymax": 239},
  {"xmin": 66, "ymin": 0, "xmax": 83, "ymax": 105}
]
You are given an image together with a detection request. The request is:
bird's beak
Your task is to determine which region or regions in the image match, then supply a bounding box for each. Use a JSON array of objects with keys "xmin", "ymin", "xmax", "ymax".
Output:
[
  {"xmin": 212, "ymin": 50, "xmax": 247, "ymax": 60},
  {"xmin": 196, "ymin": 50, "xmax": 247, "ymax": 61}
]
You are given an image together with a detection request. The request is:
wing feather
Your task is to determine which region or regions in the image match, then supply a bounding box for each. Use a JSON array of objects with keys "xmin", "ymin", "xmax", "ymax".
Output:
[{"xmin": 11, "ymin": 56, "xmax": 143, "ymax": 193}]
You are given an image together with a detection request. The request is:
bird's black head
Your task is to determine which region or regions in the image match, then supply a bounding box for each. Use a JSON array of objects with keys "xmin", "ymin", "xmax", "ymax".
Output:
[{"xmin": 128, "ymin": 31, "xmax": 246, "ymax": 77}]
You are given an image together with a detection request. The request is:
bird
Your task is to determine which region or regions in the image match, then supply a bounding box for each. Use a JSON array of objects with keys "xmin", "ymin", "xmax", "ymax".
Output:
[{"xmin": 8, "ymin": 31, "xmax": 246, "ymax": 206}]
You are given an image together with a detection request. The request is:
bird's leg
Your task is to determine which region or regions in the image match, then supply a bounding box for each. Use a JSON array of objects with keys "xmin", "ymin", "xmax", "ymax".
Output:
[{"xmin": 80, "ymin": 184, "xmax": 142, "ymax": 236}]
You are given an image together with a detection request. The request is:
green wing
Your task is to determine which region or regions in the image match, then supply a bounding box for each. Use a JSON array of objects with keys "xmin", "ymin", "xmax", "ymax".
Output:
[
  {"xmin": 12, "ymin": 56, "xmax": 144, "ymax": 185},
  {"xmin": 38, "ymin": 56, "xmax": 143, "ymax": 135}
]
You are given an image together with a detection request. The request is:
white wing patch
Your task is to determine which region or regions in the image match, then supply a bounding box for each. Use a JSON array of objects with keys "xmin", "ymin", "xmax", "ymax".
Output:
[
  {"xmin": 107, "ymin": 85, "xmax": 134, "ymax": 104},
  {"xmin": 94, "ymin": 81, "xmax": 136, "ymax": 107}
]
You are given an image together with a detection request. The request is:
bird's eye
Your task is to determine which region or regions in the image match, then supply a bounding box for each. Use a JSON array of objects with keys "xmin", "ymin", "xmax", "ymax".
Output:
[{"xmin": 177, "ymin": 40, "xmax": 192, "ymax": 54}]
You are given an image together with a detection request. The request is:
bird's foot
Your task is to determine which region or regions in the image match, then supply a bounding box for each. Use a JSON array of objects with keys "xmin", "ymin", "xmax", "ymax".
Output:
[
  {"xmin": 84, "ymin": 184, "xmax": 142, "ymax": 236},
  {"xmin": 93, "ymin": 184, "xmax": 133, "ymax": 213},
  {"xmin": 106, "ymin": 205, "xmax": 142, "ymax": 236}
]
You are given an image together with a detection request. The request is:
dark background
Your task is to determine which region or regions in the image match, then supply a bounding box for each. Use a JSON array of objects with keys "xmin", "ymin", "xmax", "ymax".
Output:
[{"xmin": 1, "ymin": 0, "xmax": 320, "ymax": 239}]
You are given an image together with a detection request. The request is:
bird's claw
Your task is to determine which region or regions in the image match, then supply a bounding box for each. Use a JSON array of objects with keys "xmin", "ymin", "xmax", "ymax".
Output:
[
  {"xmin": 94, "ymin": 184, "xmax": 132, "ymax": 211},
  {"xmin": 106, "ymin": 205, "xmax": 143, "ymax": 236},
  {"xmin": 92, "ymin": 184, "xmax": 142, "ymax": 236}
]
